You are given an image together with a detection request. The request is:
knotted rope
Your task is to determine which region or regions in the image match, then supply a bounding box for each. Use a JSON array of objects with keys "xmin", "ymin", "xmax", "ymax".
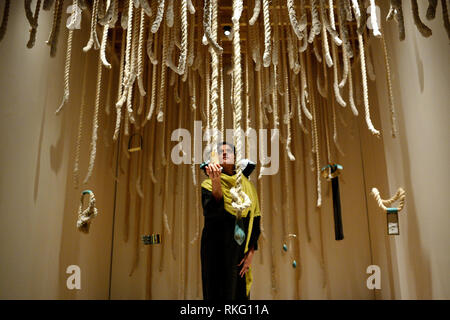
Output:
[{"xmin": 371, "ymin": 187, "xmax": 406, "ymax": 211}]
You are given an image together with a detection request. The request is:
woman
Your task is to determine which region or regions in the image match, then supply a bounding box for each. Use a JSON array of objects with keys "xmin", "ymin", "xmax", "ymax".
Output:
[{"xmin": 200, "ymin": 142, "xmax": 261, "ymax": 300}]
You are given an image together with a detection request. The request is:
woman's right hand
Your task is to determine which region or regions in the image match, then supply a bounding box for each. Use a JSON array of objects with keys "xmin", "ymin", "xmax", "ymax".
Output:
[{"xmin": 206, "ymin": 163, "xmax": 222, "ymax": 181}]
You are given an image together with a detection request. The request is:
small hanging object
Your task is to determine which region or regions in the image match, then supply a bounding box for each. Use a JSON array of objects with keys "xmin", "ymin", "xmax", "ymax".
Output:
[
  {"xmin": 282, "ymin": 234, "xmax": 297, "ymax": 268},
  {"xmin": 142, "ymin": 233, "xmax": 161, "ymax": 245},
  {"xmin": 77, "ymin": 190, "xmax": 98, "ymax": 233},
  {"xmin": 386, "ymin": 208, "xmax": 399, "ymax": 235},
  {"xmin": 234, "ymin": 218, "xmax": 246, "ymax": 246},
  {"xmin": 371, "ymin": 187, "xmax": 406, "ymax": 236},
  {"xmin": 321, "ymin": 164, "xmax": 344, "ymax": 241},
  {"xmin": 128, "ymin": 133, "xmax": 143, "ymax": 153}
]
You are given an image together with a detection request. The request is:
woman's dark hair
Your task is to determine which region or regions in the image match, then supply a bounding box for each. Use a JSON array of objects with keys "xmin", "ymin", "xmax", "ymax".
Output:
[{"xmin": 217, "ymin": 141, "xmax": 236, "ymax": 157}]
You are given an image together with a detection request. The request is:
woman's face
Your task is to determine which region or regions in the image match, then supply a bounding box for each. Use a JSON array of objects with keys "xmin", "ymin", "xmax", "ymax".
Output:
[{"xmin": 218, "ymin": 144, "xmax": 235, "ymax": 168}]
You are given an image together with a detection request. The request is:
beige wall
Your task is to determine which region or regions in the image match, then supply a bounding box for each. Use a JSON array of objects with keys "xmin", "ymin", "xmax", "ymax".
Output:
[
  {"xmin": 0, "ymin": 2, "xmax": 115, "ymax": 299},
  {"xmin": 369, "ymin": 1, "xmax": 450, "ymax": 299},
  {"xmin": 0, "ymin": 1, "xmax": 448, "ymax": 300}
]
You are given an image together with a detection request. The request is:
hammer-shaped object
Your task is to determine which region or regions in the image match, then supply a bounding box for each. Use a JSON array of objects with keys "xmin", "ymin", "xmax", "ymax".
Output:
[{"xmin": 321, "ymin": 164, "xmax": 344, "ymax": 241}]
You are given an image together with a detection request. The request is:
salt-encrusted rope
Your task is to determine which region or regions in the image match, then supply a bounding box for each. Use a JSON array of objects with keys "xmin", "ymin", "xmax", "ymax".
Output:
[
  {"xmin": 99, "ymin": 0, "xmax": 115, "ymax": 69},
  {"xmin": 55, "ymin": 28, "xmax": 73, "ymax": 114},
  {"xmin": 300, "ymin": 51, "xmax": 313, "ymax": 120},
  {"xmin": 411, "ymin": 0, "xmax": 432, "ymax": 37},
  {"xmin": 156, "ymin": 23, "xmax": 169, "ymax": 122},
  {"xmin": 287, "ymin": 0, "xmax": 307, "ymax": 40},
  {"xmin": 25, "ymin": 0, "xmax": 42, "ymax": 48},
  {"xmin": 354, "ymin": 0, "xmax": 380, "ymax": 137},
  {"xmin": 187, "ymin": 8, "xmax": 195, "ymax": 67},
  {"xmin": 83, "ymin": 0, "xmax": 100, "ymax": 51},
  {"xmin": 319, "ymin": 0, "xmax": 333, "ymax": 67},
  {"xmin": 116, "ymin": 0, "xmax": 136, "ymax": 127},
  {"xmin": 380, "ymin": 25, "xmax": 398, "ymax": 137},
  {"xmin": 347, "ymin": 49, "xmax": 358, "ymax": 116},
  {"xmin": 287, "ymin": 29, "xmax": 301, "ymax": 74},
  {"xmin": 220, "ymin": 48, "xmax": 225, "ymax": 140},
  {"xmin": 231, "ymin": 0, "xmax": 251, "ymax": 219},
  {"xmin": 124, "ymin": 7, "xmax": 139, "ymax": 126},
  {"xmin": 296, "ymin": 68, "xmax": 309, "ymax": 134},
  {"xmin": 249, "ymin": 0, "xmax": 261, "ymax": 25},
  {"xmin": 151, "ymin": 0, "xmax": 165, "ymax": 33},
  {"xmin": 329, "ymin": 1, "xmax": 346, "ymax": 107},
  {"xmin": 337, "ymin": 0, "xmax": 352, "ymax": 88},
  {"xmin": 113, "ymin": 32, "xmax": 126, "ymax": 140},
  {"xmin": 73, "ymin": 54, "xmax": 89, "ymax": 188},
  {"xmin": 262, "ymin": 0, "xmax": 272, "ymax": 67},
  {"xmin": 168, "ymin": 0, "xmax": 188, "ymax": 75},
  {"xmin": 386, "ymin": 0, "xmax": 405, "ymax": 41},
  {"xmin": 320, "ymin": 0, "xmax": 342, "ymax": 46},
  {"xmin": 209, "ymin": 0, "xmax": 220, "ymax": 152},
  {"xmin": 306, "ymin": 51, "xmax": 321, "ymax": 207},
  {"xmin": 46, "ymin": 0, "xmax": 64, "ymax": 57},
  {"xmin": 83, "ymin": 54, "xmax": 103, "ymax": 184},
  {"xmin": 371, "ymin": 187, "xmax": 406, "ymax": 211},
  {"xmin": 77, "ymin": 190, "xmax": 98, "ymax": 233},
  {"xmin": 143, "ymin": 34, "xmax": 159, "ymax": 125},
  {"xmin": 308, "ymin": 0, "xmax": 322, "ymax": 43},
  {"xmin": 137, "ymin": 8, "xmax": 147, "ymax": 96},
  {"xmin": 202, "ymin": 0, "xmax": 223, "ymax": 54}
]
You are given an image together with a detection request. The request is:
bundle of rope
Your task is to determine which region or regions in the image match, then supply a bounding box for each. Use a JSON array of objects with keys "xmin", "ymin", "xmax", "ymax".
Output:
[
  {"xmin": 230, "ymin": 0, "xmax": 252, "ymax": 221},
  {"xmin": 371, "ymin": 187, "xmax": 406, "ymax": 211}
]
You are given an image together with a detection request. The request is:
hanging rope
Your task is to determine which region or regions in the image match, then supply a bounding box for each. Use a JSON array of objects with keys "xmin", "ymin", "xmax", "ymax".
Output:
[
  {"xmin": 77, "ymin": 190, "xmax": 99, "ymax": 233},
  {"xmin": 411, "ymin": 0, "xmax": 432, "ymax": 37},
  {"xmin": 262, "ymin": 0, "xmax": 272, "ymax": 67},
  {"xmin": 156, "ymin": 23, "xmax": 169, "ymax": 122},
  {"xmin": 25, "ymin": 0, "xmax": 43, "ymax": 48},
  {"xmin": 73, "ymin": 53, "xmax": 89, "ymax": 189},
  {"xmin": 287, "ymin": 0, "xmax": 307, "ymax": 40},
  {"xmin": 230, "ymin": 0, "xmax": 251, "ymax": 218},
  {"xmin": 99, "ymin": 0, "xmax": 115, "ymax": 69},
  {"xmin": 143, "ymin": 34, "xmax": 159, "ymax": 125},
  {"xmin": 151, "ymin": 0, "xmax": 165, "ymax": 33},
  {"xmin": 209, "ymin": 0, "xmax": 220, "ymax": 156},
  {"xmin": 386, "ymin": 0, "xmax": 405, "ymax": 41},
  {"xmin": 353, "ymin": 1, "xmax": 380, "ymax": 137},
  {"xmin": 371, "ymin": 187, "xmax": 406, "ymax": 211},
  {"xmin": 307, "ymin": 52, "xmax": 321, "ymax": 207},
  {"xmin": 113, "ymin": 32, "xmax": 126, "ymax": 140},
  {"xmin": 55, "ymin": 29, "xmax": 74, "ymax": 114},
  {"xmin": 46, "ymin": 0, "xmax": 64, "ymax": 57},
  {"xmin": 137, "ymin": 8, "xmax": 147, "ymax": 96},
  {"xmin": 380, "ymin": 28, "xmax": 398, "ymax": 137},
  {"xmin": 83, "ymin": 53, "xmax": 103, "ymax": 184},
  {"xmin": 83, "ymin": 0, "xmax": 101, "ymax": 51}
]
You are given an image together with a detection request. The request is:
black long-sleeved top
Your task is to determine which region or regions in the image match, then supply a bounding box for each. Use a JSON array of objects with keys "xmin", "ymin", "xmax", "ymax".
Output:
[{"xmin": 200, "ymin": 186, "xmax": 261, "ymax": 300}]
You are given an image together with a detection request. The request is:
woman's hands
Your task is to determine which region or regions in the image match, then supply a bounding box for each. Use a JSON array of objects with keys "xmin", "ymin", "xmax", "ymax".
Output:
[
  {"xmin": 205, "ymin": 163, "xmax": 222, "ymax": 181},
  {"xmin": 238, "ymin": 247, "xmax": 255, "ymax": 278},
  {"xmin": 207, "ymin": 163, "xmax": 223, "ymax": 202}
]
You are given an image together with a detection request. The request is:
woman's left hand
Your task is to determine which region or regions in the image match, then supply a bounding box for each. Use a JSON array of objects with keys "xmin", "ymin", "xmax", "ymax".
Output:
[{"xmin": 238, "ymin": 248, "xmax": 254, "ymax": 278}]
